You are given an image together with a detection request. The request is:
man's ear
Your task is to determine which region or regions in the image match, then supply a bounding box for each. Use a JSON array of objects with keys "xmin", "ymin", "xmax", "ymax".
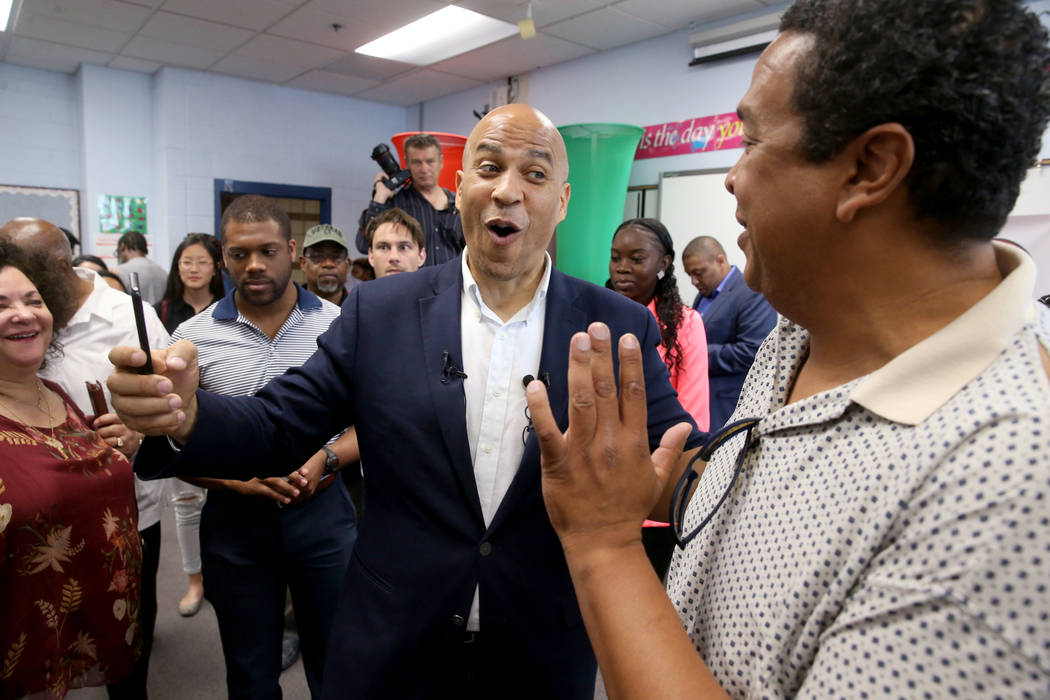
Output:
[
  {"xmin": 555, "ymin": 181, "xmax": 571, "ymax": 224},
  {"xmin": 455, "ymin": 169, "xmax": 463, "ymax": 210},
  {"xmin": 836, "ymin": 123, "xmax": 914, "ymax": 224},
  {"xmin": 419, "ymin": 246, "xmax": 427, "ymax": 266}
]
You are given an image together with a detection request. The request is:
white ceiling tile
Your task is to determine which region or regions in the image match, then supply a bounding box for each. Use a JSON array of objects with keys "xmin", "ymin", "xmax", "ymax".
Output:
[
  {"xmin": 322, "ymin": 52, "xmax": 415, "ymax": 82},
  {"xmin": 122, "ymin": 35, "xmax": 225, "ymax": 69},
  {"xmin": 236, "ymin": 34, "xmax": 343, "ymax": 69},
  {"xmin": 138, "ymin": 11, "xmax": 255, "ymax": 52},
  {"xmin": 15, "ymin": 10, "xmax": 133, "ymax": 53},
  {"xmin": 432, "ymin": 32, "xmax": 593, "ymax": 82},
  {"xmin": 108, "ymin": 54, "xmax": 163, "ymax": 73},
  {"xmin": 3, "ymin": 0, "xmax": 765, "ymax": 102},
  {"xmin": 544, "ymin": 6, "xmax": 668, "ymax": 51},
  {"xmin": 5, "ymin": 35, "xmax": 115, "ymax": 73},
  {"xmin": 21, "ymin": 0, "xmax": 154, "ymax": 32},
  {"xmin": 210, "ymin": 54, "xmax": 306, "ymax": 83},
  {"xmin": 285, "ymin": 69, "xmax": 379, "ymax": 96},
  {"xmin": 354, "ymin": 68, "xmax": 482, "ymax": 105},
  {"xmin": 614, "ymin": 0, "xmax": 767, "ymax": 29},
  {"xmin": 456, "ymin": 0, "xmax": 603, "ymax": 28},
  {"xmin": 158, "ymin": 0, "xmax": 298, "ymax": 32},
  {"xmin": 268, "ymin": 5, "xmax": 385, "ymax": 51}
]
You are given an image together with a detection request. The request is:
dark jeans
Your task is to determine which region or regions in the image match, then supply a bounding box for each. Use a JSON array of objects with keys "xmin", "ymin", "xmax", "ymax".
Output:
[
  {"xmin": 107, "ymin": 522, "xmax": 160, "ymax": 699},
  {"xmin": 202, "ymin": 480, "xmax": 357, "ymax": 700}
]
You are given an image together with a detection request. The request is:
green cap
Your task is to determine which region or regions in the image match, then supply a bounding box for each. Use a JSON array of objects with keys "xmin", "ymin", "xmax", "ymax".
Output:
[{"xmin": 303, "ymin": 224, "xmax": 349, "ymax": 251}]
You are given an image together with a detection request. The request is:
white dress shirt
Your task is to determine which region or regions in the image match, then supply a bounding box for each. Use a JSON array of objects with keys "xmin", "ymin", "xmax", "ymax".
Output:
[
  {"xmin": 42, "ymin": 267, "xmax": 172, "ymax": 529},
  {"xmin": 460, "ymin": 251, "xmax": 551, "ymax": 630}
]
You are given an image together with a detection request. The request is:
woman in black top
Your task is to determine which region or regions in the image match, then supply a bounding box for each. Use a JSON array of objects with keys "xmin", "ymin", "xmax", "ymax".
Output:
[
  {"xmin": 154, "ymin": 233, "xmax": 224, "ymax": 617},
  {"xmin": 155, "ymin": 233, "xmax": 224, "ymax": 334}
]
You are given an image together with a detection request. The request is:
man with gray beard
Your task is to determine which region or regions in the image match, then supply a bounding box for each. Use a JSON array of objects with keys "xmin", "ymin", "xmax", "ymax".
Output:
[{"xmin": 298, "ymin": 224, "xmax": 350, "ymax": 306}]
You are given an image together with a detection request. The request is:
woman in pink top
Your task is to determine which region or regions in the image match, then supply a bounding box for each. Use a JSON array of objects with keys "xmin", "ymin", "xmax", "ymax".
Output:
[{"xmin": 609, "ymin": 218, "xmax": 710, "ymax": 430}]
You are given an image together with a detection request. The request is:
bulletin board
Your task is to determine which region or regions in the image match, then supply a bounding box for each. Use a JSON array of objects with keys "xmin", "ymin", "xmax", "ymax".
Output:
[{"xmin": 0, "ymin": 185, "xmax": 80, "ymax": 241}]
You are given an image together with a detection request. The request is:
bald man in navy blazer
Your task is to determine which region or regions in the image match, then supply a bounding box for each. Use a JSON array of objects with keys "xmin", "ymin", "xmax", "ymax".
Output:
[
  {"xmin": 683, "ymin": 236, "xmax": 777, "ymax": 430},
  {"xmin": 114, "ymin": 105, "xmax": 706, "ymax": 699}
]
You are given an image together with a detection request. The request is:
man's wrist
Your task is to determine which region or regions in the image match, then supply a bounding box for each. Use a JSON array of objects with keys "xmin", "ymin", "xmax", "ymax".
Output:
[
  {"xmin": 321, "ymin": 446, "xmax": 341, "ymax": 475},
  {"xmin": 561, "ymin": 529, "xmax": 647, "ymax": 585}
]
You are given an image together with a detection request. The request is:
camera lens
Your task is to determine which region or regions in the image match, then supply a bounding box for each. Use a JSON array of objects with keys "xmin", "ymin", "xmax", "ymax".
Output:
[{"xmin": 371, "ymin": 143, "xmax": 401, "ymax": 177}]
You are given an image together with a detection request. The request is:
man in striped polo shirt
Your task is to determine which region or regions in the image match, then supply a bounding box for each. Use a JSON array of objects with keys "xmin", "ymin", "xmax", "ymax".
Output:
[{"xmin": 175, "ymin": 195, "xmax": 357, "ymax": 699}]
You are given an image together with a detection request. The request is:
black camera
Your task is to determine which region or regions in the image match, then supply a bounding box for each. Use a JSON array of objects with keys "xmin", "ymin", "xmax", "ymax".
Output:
[{"xmin": 371, "ymin": 143, "xmax": 412, "ymax": 195}]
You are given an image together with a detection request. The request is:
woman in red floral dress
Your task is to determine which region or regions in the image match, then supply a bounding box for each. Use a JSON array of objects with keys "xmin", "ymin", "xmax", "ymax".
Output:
[{"xmin": 0, "ymin": 241, "xmax": 141, "ymax": 699}]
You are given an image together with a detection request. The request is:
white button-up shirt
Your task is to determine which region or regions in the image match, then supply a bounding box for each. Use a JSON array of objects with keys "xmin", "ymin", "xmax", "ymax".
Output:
[
  {"xmin": 460, "ymin": 251, "xmax": 551, "ymax": 630},
  {"xmin": 42, "ymin": 268, "xmax": 172, "ymax": 530}
]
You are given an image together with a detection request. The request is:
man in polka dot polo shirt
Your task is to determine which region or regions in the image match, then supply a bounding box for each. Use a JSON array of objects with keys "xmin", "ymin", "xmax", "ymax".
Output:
[{"xmin": 524, "ymin": 0, "xmax": 1050, "ymax": 697}]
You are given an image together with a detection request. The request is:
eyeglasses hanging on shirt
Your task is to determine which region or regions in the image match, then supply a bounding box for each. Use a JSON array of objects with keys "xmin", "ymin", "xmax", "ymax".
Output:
[{"xmin": 670, "ymin": 417, "xmax": 760, "ymax": 548}]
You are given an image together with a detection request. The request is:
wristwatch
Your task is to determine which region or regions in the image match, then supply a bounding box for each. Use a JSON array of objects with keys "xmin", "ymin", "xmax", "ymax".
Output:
[{"xmin": 321, "ymin": 446, "xmax": 340, "ymax": 475}]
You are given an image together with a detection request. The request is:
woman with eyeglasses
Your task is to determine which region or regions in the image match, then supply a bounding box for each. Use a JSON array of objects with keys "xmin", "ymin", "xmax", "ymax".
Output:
[{"xmin": 155, "ymin": 233, "xmax": 225, "ymax": 618}]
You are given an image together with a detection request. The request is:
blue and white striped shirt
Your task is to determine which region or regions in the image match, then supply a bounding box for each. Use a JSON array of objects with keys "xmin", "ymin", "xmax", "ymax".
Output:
[{"xmin": 172, "ymin": 284, "xmax": 340, "ymax": 402}]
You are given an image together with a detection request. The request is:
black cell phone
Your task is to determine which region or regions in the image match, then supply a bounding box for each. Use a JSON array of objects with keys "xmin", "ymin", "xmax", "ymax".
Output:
[{"xmin": 128, "ymin": 272, "xmax": 154, "ymax": 375}]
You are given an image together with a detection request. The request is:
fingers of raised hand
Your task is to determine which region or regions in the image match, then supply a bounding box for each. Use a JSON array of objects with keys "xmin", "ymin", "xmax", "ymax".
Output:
[
  {"xmin": 567, "ymin": 332, "xmax": 597, "ymax": 439},
  {"xmin": 586, "ymin": 323, "xmax": 620, "ymax": 423},
  {"xmin": 616, "ymin": 333, "xmax": 647, "ymax": 434}
]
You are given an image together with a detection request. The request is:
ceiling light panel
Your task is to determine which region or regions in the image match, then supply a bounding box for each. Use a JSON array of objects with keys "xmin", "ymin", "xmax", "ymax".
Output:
[{"xmin": 355, "ymin": 5, "xmax": 518, "ymax": 65}]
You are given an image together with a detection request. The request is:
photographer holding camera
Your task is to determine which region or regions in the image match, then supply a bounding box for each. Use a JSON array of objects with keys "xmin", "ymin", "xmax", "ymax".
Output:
[{"xmin": 357, "ymin": 133, "xmax": 463, "ymax": 267}]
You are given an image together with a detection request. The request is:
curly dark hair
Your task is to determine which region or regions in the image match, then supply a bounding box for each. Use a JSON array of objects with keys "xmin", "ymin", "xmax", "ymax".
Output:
[
  {"xmin": 0, "ymin": 240, "xmax": 72, "ymax": 362},
  {"xmin": 780, "ymin": 0, "xmax": 1050, "ymax": 241},
  {"xmin": 161, "ymin": 233, "xmax": 225, "ymax": 305},
  {"xmin": 613, "ymin": 218, "xmax": 686, "ymax": 378}
]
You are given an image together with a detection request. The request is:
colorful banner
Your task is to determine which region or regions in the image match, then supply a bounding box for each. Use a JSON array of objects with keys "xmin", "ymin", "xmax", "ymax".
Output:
[
  {"xmin": 98, "ymin": 195, "xmax": 147, "ymax": 235},
  {"xmin": 634, "ymin": 112, "xmax": 743, "ymax": 160}
]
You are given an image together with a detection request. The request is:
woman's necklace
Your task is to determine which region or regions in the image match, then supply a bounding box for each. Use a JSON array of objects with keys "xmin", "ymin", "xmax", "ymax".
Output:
[{"xmin": 0, "ymin": 379, "xmax": 67, "ymax": 459}]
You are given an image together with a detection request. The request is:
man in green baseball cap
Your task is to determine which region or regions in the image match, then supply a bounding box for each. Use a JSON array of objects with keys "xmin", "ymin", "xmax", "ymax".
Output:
[{"xmin": 299, "ymin": 223, "xmax": 350, "ymax": 306}]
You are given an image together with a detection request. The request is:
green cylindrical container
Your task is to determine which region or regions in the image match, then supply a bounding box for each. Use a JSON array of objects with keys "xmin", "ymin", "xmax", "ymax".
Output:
[{"xmin": 556, "ymin": 123, "xmax": 644, "ymax": 284}]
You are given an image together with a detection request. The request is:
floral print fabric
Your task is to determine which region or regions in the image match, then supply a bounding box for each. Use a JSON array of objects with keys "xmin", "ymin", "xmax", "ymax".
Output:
[{"xmin": 0, "ymin": 380, "xmax": 140, "ymax": 699}]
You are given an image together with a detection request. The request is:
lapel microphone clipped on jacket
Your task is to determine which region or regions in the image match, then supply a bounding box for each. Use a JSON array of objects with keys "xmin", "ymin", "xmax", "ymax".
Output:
[{"xmin": 441, "ymin": 350, "xmax": 468, "ymax": 383}]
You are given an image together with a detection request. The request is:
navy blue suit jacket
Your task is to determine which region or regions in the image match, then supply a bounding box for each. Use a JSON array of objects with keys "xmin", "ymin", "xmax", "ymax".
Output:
[
  {"xmin": 694, "ymin": 270, "xmax": 777, "ymax": 429},
  {"xmin": 137, "ymin": 258, "xmax": 704, "ymax": 699}
]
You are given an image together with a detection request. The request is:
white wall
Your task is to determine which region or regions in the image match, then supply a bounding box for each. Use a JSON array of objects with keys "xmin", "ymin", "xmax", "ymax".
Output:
[
  {"xmin": 77, "ymin": 64, "xmax": 153, "ymax": 263},
  {"xmin": 0, "ymin": 62, "xmax": 414, "ymax": 265},
  {"xmin": 0, "ymin": 63, "xmax": 81, "ymax": 190},
  {"xmin": 152, "ymin": 66, "xmax": 412, "ymax": 263},
  {"xmin": 422, "ymin": 25, "xmax": 758, "ymax": 188}
]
